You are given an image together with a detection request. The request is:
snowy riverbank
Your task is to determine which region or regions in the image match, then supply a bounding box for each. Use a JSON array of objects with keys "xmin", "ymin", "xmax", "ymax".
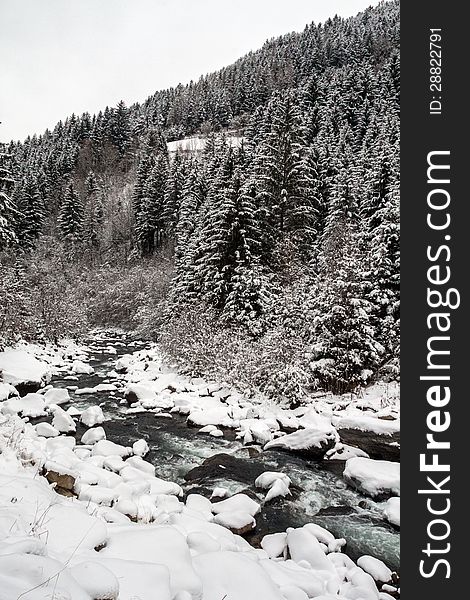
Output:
[{"xmin": 0, "ymin": 332, "xmax": 400, "ymax": 599}]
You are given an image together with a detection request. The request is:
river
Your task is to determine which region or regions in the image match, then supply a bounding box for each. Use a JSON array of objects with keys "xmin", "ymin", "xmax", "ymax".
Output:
[{"xmin": 50, "ymin": 331, "xmax": 400, "ymax": 572}]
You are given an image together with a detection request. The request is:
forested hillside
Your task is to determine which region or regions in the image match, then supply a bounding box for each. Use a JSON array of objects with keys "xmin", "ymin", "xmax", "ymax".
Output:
[{"xmin": 0, "ymin": 0, "xmax": 400, "ymax": 404}]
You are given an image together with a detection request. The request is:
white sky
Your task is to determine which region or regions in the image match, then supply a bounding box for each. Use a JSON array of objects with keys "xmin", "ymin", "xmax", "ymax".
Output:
[{"xmin": 0, "ymin": 0, "xmax": 380, "ymax": 143}]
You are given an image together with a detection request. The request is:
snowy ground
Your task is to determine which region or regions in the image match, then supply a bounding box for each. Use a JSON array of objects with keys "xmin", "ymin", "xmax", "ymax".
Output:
[{"xmin": 0, "ymin": 332, "xmax": 400, "ymax": 599}]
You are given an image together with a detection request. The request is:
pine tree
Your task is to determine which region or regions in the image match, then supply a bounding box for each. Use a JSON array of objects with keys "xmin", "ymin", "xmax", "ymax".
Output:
[
  {"xmin": 15, "ymin": 176, "xmax": 44, "ymax": 249},
  {"xmin": 58, "ymin": 182, "xmax": 84, "ymax": 246},
  {"xmin": 83, "ymin": 171, "xmax": 104, "ymax": 249},
  {"xmin": 0, "ymin": 145, "xmax": 18, "ymax": 249},
  {"xmin": 135, "ymin": 154, "xmax": 169, "ymax": 255}
]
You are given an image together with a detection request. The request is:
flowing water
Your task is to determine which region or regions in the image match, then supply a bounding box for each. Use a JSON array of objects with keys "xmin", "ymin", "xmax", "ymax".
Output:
[{"xmin": 51, "ymin": 331, "xmax": 400, "ymax": 571}]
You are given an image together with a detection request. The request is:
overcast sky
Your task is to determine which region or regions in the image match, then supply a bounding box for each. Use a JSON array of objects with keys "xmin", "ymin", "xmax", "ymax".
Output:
[{"xmin": 0, "ymin": 0, "xmax": 380, "ymax": 143}]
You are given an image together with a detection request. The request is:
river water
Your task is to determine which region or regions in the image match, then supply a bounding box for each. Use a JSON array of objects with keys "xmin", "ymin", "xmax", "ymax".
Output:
[{"xmin": 51, "ymin": 331, "xmax": 400, "ymax": 572}]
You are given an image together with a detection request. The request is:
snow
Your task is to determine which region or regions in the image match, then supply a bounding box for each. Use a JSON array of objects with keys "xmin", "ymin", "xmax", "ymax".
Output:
[
  {"xmin": 211, "ymin": 494, "xmax": 261, "ymax": 518},
  {"xmin": 72, "ymin": 359, "xmax": 95, "ymax": 375},
  {"xmin": 92, "ymin": 439, "xmax": 132, "ymax": 458},
  {"xmin": 261, "ymin": 532, "xmax": 287, "ymax": 558},
  {"xmin": 343, "ymin": 457, "xmax": 400, "ymax": 498},
  {"xmin": 0, "ymin": 393, "xmax": 47, "ymax": 418},
  {"xmin": 333, "ymin": 415, "xmax": 400, "ymax": 436},
  {"xmin": 51, "ymin": 404, "xmax": 77, "ymax": 433},
  {"xmin": 264, "ymin": 428, "xmax": 337, "ymax": 453},
  {"xmin": 0, "ymin": 382, "xmax": 18, "ymax": 401},
  {"xmin": 81, "ymin": 405, "xmax": 106, "ymax": 427},
  {"xmin": 167, "ymin": 135, "xmax": 244, "ymax": 154},
  {"xmin": 383, "ymin": 496, "xmax": 400, "ymax": 527},
  {"xmin": 213, "ymin": 511, "xmax": 256, "ymax": 533},
  {"xmin": 0, "ymin": 348, "xmax": 51, "ymax": 388},
  {"xmin": 44, "ymin": 386, "xmax": 71, "ymax": 405},
  {"xmin": 100, "ymin": 526, "xmax": 202, "ymax": 598},
  {"xmin": 0, "ymin": 337, "xmax": 400, "ymax": 600},
  {"xmin": 35, "ymin": 421, "xmax": 60, "ymax": 438},
  {"xmin": 133, "ymin": 438, "xmax": 149, "ymax": 457},
  {"xmin": 69, "ymin": 561, "xmax": 120, "ymax": 600},
  {"xmin": 81, "ymin": 426, "xmax": 107, "ymax": 445},
  {"xmin": 357, "ymin": 555, "xmax": 392, "ymax": 583}
]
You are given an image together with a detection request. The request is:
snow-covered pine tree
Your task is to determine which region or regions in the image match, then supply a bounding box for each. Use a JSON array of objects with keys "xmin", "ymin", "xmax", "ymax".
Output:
[
  {"xmin": 58, "ymin": 182, "xmax": 84, "ymax": 247},
  {"xmin": 15, "ymin": 176, "xmax": 44, "ymax": 249},
  {"xmin": 0, "ymin": 144, "xmax": 18, "ymax": 249},
  {"xmin": 135, "ymin": 153, "xmax": 169, "ymax": 256},
  {"xmin": 83, "ymin": 171, "xmax": 104, "ymax": 250}
]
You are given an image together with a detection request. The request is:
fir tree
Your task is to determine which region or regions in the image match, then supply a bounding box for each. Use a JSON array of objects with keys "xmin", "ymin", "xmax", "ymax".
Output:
[{"xmin": 58, "ymin": 182, "xmax": 84, "ymax": 245}]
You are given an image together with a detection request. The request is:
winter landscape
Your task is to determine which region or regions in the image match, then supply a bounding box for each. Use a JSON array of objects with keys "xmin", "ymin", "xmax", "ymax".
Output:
[{"xmin": 0, "ymin": 1, "xmax": 399, "ymax": 599}]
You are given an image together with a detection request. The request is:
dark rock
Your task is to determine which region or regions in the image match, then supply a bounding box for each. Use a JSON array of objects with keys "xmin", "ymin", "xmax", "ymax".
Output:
[
  {"xmin": 337, "ymin": 428, "xmax": 400, "ymax": 461},
  {"xmin": 16, "ymin": 381, "xmax": 42, "ymax": 396},
  {"xmin": 184, "ymin": 453, "xmax": 266, "ymax": 485},
  {"xmin": 45, "ymin": 470, "xmax": 76, "ymax": 492}
]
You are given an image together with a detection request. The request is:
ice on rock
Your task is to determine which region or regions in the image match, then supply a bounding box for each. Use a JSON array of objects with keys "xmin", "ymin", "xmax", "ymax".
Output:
[
  {"xmin": 35, "ymin": 421, "xmax": 59, "ymax": 438},
  {"xmin": 44, "ymin": 387, "xmax": 70, "ymax": 406},
  {"xmin": 69, "ymin": 561, "xmax": 120, "ymax": 600},
  {"xmin": 133, "ymin": 438, "xmax": 149, "ymax": 457},
  {"xmin": 71, "ymin": 359, "xmax": 95, "ymax": 375},
  {"xmin": 81, "ymin": 405, "xmax": 105, "ymax": 427},
  {"xmin": 198, "ymin": 424, "xmax": 217, "ymax": 434},
  {"xmin": 81, "ymin": 426, "xmax": 107, "ymax": 445},
  {"xmin": 1, "ymin": 393, "xmax": 47, "ymax": 418},
  {"xmin": 357, "ymin": 555, "xmax": 392, "ymax": 583},
  {"xmin": 51, "ymin": 405, "xmax": 77, "ymax": 433},
  {"xmin": 343, "ymin": 457, "xmax": 400, "ymax": 498}
]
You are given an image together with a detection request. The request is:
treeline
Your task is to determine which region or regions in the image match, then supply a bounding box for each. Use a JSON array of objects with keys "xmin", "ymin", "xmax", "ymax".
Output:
[{"xmin": 0, "ymin": 1, "xmax": 399, "ymax": 400}]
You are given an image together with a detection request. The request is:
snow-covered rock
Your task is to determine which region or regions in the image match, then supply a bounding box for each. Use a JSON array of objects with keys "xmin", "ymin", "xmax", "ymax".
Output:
[
  {"xmin": 81, "ymin": 405, "xmax": 105, "ymax": 427},
  {"xmin": 264, "ymin": 428, "xmax": 337, "ymax": 459},
  {"xmin": 357, "ymin": 555, "xmax": 393, "ymax": 583},
  {"xmin": 35, "ymin": 421, "xmax": 60, "ymax": 438},
  {"xmin": 44, "ymin": 387, "xmax": 71, "ymax": 406},
  {"xmin": 133, "ymin": 438, "xmax": 149, "ymax": 457},
  {"xmin": 383, "ymin": 496, "xmax": 400, "ymax": 527},
  {"xmin": 71, "ymin": 360, "xmax": 94, "ymax": 375},
  {"xmin": 0, "ymin": 393, "xmax": 47, "ymax": 418},
  {"xmin": 0, "ymin": 349, "xmax": 51, "ymax": 393},
  {"xmin": 51, "ymin": 405, "xmax": 77, "ymax": 433},
  {"xmin": 211, "ymin": 494, "xmax": 261, "ymax": 518},
  {"xmin": 343, "ymin": 457, "xmax": 400, "ymax": 498},
  {"xmin": 81, "ymin": 426, "xmax": 106, "ymax": 445}
]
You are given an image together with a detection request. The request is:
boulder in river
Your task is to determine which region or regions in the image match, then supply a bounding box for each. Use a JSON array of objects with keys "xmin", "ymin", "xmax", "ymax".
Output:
[
  {"xmin": 264, "ymin": 428, "xmax": 337, "ymax": 460},
  {"xmin": 0, "ymin": 349, "xmax": 51, "ymax": 395}
]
